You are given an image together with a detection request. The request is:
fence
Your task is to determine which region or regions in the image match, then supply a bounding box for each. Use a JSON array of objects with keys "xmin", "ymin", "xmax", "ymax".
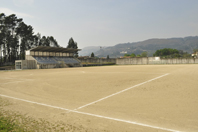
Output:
[
  {"xmin": 78, "ymin": 58, "xmax": 116, "ymax": 65},
  {"xmin": 116, "ymin": 57, "xmax": 198, "ymax": 65}
]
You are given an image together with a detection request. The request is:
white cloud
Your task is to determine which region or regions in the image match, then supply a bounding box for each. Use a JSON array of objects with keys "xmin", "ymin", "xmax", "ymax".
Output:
[
  {"xmin": 0, "ymin": 8, "xmax": 33, "ymax": 18},
  {"xmin": 13, "ymin": 0, "xmax": 34, "ymax": 7}
]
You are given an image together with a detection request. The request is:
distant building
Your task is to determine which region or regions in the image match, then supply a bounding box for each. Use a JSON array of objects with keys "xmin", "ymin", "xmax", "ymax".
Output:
[
  {"xmin": 120, "ymin": 51, "xmax": 127, "ymax": 54},
  {"xmin": 192, "ymin": 52, "xmax": 198, "ymax": 58}
]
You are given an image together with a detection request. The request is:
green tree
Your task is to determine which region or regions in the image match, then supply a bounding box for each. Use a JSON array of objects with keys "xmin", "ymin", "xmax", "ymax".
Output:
[
  {"xmin": 16, "ymin": 22, "xmax": 34, "ymax": 59},
  {"xmin": 130, "ymin": 53, "xmax": 136, "ymax": 57},
  {"xmin": 91, "ymin": 52, "xmax": 94, "ymax": 57},
  {"xmin": 67, "ymin": 37, "xmax": 78, "ymax": 57},
  {"xmin": 141, "ymin": 51, "xmax": 148, "ymax": 57},
  {"xmin": 4, "ymin": 14, "xmax": 23, "ymax": 61},
  {"xmin": 107, "ymin": 55, "xmax": 109, "ymax": 59},
  {"xmin": 0, "ymin": 13, "xmax": 59, "ymax": 61},
  {"xmin": 124, "ymin": 54, "xmax": 130, "ymax": 57},
  {"xmin": 40, "ymin": 36, "xmax": 49, "ymax": 46},
  {"xmin": 48, "ymin": 36, "xmax": 59, "ymax": 47},
  {"xmin": 67, "ymin": 38, "xmax": 75, "ymax": 48},
  {"xmin": 153, "ymin": 48, "xmax": 179, "ymax": 58},
  {"xmin": 0, "ymin": 13, "xmax": 5, "ymax": 63}
]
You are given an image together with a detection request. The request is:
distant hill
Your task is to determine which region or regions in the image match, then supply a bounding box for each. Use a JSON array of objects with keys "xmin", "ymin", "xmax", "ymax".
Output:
[
  {"xmin": 79, "ymin": 46, "xmax": 101, "ymax": 56},
  {"xmin": 79, "ymin": 36, "xmax": 198, "ymax": 57}
]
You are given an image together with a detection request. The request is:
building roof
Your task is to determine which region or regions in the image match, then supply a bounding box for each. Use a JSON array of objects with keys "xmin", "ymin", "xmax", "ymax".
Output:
[{"xmin": 29, "ymin": 46, "xmax": 81, "ymax": 53}]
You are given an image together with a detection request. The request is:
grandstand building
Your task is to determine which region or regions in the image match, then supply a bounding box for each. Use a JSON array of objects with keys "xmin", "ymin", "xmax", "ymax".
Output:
[{"xmin": 15, "ymin": 46, "xmax": 81, "ymax": 69}]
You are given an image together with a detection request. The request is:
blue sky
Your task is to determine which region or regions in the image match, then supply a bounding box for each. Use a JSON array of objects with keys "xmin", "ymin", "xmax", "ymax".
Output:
[{"xmin": 1, "ymin": 0, "xmax": 198, "ymax": 48}]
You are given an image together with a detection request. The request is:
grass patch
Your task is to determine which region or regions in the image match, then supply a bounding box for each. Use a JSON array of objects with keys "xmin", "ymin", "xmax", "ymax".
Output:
[
  {"xmin": 0, "ymin": 116, "xmax": 15, "ymax": 131},
  {"xmin": 0, "ymin": 97, "xmax": 107, "ymax": 132}
]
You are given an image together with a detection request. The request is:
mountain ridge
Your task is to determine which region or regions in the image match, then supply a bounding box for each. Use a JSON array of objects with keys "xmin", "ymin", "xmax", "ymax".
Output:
[{"xmin": 79, "ymin": 36, "xmax": 198, "ymax": 57}]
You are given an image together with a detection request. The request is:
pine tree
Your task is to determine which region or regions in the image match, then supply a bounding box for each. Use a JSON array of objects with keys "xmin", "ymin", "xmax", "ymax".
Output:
[
  {"xmin": 0, "ymin": 13, "xmax": 60, "ymax": 61},
  {"xmin": 67, "ymin": 37, "xmax": 78, "ymax": 57},
  {"xmin": 91, "ymin": 52, "xmax": 94, "ymax": 57},
  {"xmin": 107, "ymin": 55, "xmax": 109, "ymax": 59}
]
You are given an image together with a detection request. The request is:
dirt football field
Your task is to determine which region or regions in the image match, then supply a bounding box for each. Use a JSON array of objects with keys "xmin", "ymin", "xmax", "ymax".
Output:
[{"xmin": 0, "ymin": 64, "xmax": 198, "ymax": 132}]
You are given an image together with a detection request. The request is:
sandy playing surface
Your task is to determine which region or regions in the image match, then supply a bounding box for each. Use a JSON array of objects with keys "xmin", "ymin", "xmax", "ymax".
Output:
[{"xmin": 0, "ymin": 65, "xmax": 198, "ymax": 132}]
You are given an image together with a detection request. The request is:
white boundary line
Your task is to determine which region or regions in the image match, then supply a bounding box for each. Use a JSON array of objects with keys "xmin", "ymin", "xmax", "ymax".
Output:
[
  {"xmin": 0, "ymin": 94, "xmax": 181, "ymax": 132},
  {"xmin": 75, "ymin": 73, "xmax": 170, "ymax": 110},
  {"xmin": 0, "ymin": 94, "xmax": 73, "ymax": 112}
]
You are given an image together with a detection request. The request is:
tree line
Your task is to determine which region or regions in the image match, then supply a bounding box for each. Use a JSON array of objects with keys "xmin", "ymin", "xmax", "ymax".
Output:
[
  {"xmin": 0, "ymin": 13, "xmax": 59, "ymax": 63},
  {"xmin": 124, "ymin": 51, "xmax": 148, "ymax": 58},
  {"xmin": 123, "ymin": 48, "xmax": 194, "ymax": 58},
  {"xmin": 153, "ymin": 48, "xmax": 192, "ymax": 58}
]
